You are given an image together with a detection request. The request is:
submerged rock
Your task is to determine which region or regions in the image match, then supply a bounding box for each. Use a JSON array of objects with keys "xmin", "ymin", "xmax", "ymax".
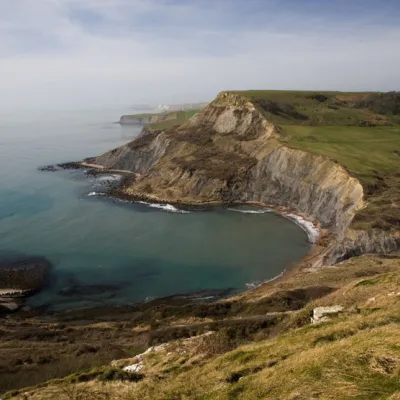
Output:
[
  {"xmin": 58, "ymin": 281, "xmax": 122, "ymax": 297},
  {"xmin": 38, "ymin": 165, "xmax": 60, "ymax": 172},
  {"xmin": 38, "ymin": 162, "xmax": 83, "ymax": 172}
]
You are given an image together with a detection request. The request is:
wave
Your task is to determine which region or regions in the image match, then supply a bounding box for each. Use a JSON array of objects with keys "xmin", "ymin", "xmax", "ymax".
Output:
[
  {"xmin": 227, "ymin": 208, "xmax": 272, "ymax": 214},
  {"xmin": 229, "ymin": 206, "xmax": 319, "ymax": 243},
  {"xmin": 282, "ymin": 213, "xmax": 319, "ymax": 244},
  {"xmin": 137, "ymin": 201, "xmax": 190, "ymax": 214},
  {"xmin": 95, "ymin": 174, "xmax": 122, "ymax": 182},
  {"xmin": 245, "ymin": 281, "xmax": 262, "ymax": 289},
  {"xmin": 245, "ymin": 269, "xmax": 288, "ymax": 290}
]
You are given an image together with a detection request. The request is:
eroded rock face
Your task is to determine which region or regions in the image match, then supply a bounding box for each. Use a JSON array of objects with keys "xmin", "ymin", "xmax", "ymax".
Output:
[
  {"xmin": 94, "ymin": 131, "xmax": 170, "ymax": 174},
  {"xmin": 245, "ymin": 147, "xmax": 364, "ymax": 233},
  {"xmin": 0, "ymin": 256, "xmax": 52, "ymax": 294}
]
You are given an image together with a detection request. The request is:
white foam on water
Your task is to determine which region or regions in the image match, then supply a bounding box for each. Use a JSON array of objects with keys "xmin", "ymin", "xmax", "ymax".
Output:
[
  {"xmin": 245, "ymin": 267, "xmax": 290, "ymax": 291},
  {"xmin": 87, "ymin": 192, "xmax": 105, "ymax": 197},
  {"xmin": 283, "ymin": 213, "xmax": 319, "ymax": 244},
  {"xmin": 96, "ymin": 174, "xmax": 122, "ymax": 182},
  {"xmin": 137, "ymin": 201, "xmax": 190, "ymax": 214},
  {"xmin": 227, "ymin": 208, "xmax": 272, "ymax": 214},
  {"xmin": 245, "ymin": 281, "xmax": 262, "ymax": 289}
]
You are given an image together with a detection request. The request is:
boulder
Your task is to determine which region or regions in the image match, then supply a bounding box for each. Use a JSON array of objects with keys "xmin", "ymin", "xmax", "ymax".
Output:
[
  {"xmin": 0, "ymin": 256, "xmax": 52, "ymax": 295},
  {"xmin": 311, "ymin": 305, "xmax": 343, "ymax": 324}
]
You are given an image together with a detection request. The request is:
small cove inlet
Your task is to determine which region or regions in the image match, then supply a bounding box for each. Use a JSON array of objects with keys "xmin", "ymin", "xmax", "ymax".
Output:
[
  {"xmin": 0, "ymin": 110, "xmax": 311, "ymax": 311},
  {"xmin": 25, "ymin": 174, "xmax": 311, "ymax": 311}
]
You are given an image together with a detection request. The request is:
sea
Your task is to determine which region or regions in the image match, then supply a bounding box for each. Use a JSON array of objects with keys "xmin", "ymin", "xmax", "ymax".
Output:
[{"xmin": 0, "ymin": 107, "xmax": 310, "ymax": 311}]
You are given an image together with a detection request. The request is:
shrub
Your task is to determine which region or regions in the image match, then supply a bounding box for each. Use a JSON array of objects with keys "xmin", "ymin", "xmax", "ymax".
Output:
[{"xmin": 356, "ymin": 91, "xmax": 400, "ymax": 115}]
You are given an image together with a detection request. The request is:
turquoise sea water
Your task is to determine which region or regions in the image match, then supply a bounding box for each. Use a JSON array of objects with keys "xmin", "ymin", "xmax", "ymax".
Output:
[{"xmin": 0, "ymin": 108, "xmax": 309, "ymax": 310}]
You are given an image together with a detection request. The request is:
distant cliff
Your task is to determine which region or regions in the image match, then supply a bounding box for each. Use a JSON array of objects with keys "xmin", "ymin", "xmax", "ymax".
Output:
[
  {"xmin": 119, "ymin": 109, "xmax": 203, "ymax": 129},
  {"xmin": 119, "ymin": 114, "xmax": 164, "ymax": 125}
]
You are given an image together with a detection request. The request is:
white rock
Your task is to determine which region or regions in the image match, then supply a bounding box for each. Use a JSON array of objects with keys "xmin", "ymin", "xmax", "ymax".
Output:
[
  {"xmin": 311, "ymin": 305, "xmax": 343, "ymax": 324},
  {"xmin": 143, "ymin": 344, "xmax": 166, "ymax": 354},
  {"xmin": 123, "ymin": 362, "xmax": 143, "ymax": 373}
]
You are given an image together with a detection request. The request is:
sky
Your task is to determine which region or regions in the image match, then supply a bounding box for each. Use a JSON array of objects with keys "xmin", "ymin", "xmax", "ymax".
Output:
[{"xmin": 0, "ymin": 0, "xmax": 399, "ymax": 110}]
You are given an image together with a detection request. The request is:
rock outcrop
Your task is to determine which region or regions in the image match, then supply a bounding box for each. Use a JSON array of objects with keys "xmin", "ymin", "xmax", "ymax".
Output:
[
  {"xmin": 92, "ymin": 92, "xmax": 398, "ymax": 264},
  {"xmin": 311, "ymin": 305, "xmax": 343, "ymax": 324},
  {"xmin": 0, "ymin": 256, "xmax": 52, "ymax": 313},
  {"xmin": 0, "ymin": 256, "xmax": 52, "ymax": 294},
  {"xmin": 327, "ymin": 229, "xmax": 400, "ymax": 264}
]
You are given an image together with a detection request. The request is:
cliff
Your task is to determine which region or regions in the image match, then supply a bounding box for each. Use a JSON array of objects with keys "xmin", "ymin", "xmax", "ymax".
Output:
[{"xmin": 93, "ymin": 92, "xmax": 399, "ymax": 263}]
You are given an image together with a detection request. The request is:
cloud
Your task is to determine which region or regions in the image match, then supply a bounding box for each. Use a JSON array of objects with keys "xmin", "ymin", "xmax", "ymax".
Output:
[{"xmin": 0, "ymin": 0, "xmax": 399, "ymax": 110}]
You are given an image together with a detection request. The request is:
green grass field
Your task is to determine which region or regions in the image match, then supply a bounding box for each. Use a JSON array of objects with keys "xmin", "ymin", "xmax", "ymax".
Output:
[
  {"xmin": 228, "ymin": 90, "xmax": 395, "ymax": 126},
  {"xmin": 281, "ymin": 125, "xmax": 400, "ymax": 184}
]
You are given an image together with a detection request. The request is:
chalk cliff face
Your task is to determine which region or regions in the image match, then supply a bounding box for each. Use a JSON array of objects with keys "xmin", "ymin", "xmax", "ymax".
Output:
[{"xmin": 94, "ymin": 93, "xmax": 398, "ymax": 264}]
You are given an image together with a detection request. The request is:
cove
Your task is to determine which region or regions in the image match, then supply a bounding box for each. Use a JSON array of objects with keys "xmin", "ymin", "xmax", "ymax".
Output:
[{"xmin": 0, "ymin": 108, "xmax": 310, "ymax": 311}]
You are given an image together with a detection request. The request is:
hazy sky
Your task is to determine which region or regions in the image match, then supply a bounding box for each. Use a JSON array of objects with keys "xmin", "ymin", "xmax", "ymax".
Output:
[{"xmin": 1, "ymin": 0, "xmax": 399, "ymax": 110}]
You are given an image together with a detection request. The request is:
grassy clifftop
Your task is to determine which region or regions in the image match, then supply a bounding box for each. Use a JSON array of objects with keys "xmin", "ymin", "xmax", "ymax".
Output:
[{"xmin": 228, "ymin": 90, "xmax": 400, "ymax": 126}]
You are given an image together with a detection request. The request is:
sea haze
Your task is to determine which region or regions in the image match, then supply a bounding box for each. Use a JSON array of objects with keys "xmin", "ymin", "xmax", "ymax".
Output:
[{"xmin": 0, "ymin": 108, "xmax": 309, "ymax": 310}]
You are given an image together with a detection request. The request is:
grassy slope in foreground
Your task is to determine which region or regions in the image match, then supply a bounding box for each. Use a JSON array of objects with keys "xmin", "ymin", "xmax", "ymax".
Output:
[
  {"xmin": 7, "ymin": 255, "xmax": 400, "ymax": 400},
  {"xmin": 231, "ymin": 90, "xmax": 400, "ymax": 231}
]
